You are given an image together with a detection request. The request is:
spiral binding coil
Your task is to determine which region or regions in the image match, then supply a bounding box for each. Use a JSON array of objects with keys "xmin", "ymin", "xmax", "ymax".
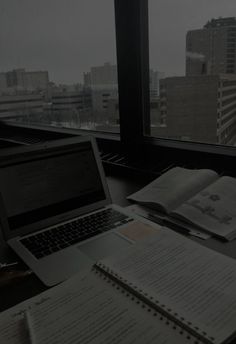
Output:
[{"xmin": 93, "ymin": 265, "xmax": 206, "ymax": 344}]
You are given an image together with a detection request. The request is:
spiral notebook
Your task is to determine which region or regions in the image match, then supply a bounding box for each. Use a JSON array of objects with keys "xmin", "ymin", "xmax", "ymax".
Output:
[
  {"xmin": 1, "ymin": 228, "xmax": 236, "ymax": 344},
  {"xmin": 96, "ymin": 229, "xmax": 236, "ymax": 344},
  {"xmin": 0, "ymin": 268, "xmax": 199, "ymax": 344}
]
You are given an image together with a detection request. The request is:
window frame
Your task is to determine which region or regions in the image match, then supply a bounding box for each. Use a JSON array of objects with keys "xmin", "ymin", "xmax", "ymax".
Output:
[
  {"xmin": 4, "ymin": 0, "xmax": 236, "ymax": 160},
  {"xmin": 114, "ymin": 0, "xmax": 236, "ymax": 158},
  {"xmin": 114, "ymin": 0, "xmax": 150, "ymax": 148}
]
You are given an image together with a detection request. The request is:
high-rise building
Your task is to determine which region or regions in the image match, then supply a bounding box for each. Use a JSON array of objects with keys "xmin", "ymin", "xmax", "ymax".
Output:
[
  {"xmin": 186, "ymin": 17, "xmax": 236, "ymax": 76},
  {"xmin": 83, "ymin": 63, "xmax": 118, "ymax": 120},
  {"xmin": 83, "ymin": 62, "xmax": 117, "ymax": 88},
  {"xmin": 149, "ymin": 70, "xmax": 165, "ymax": 128},
  {"xmin": 83, "ymin": 63, "xmax": 165, "ymax": 127},
  {"xmin": 159, "ymin": 74, "xmax": 236, "ymax": 145},
  {"xmin": 2, "ymin": 69, "xmax": 49, "ymax": 92},
  {"xmin": 0, "ymin": 73, "xmax": 7, "ymax": 93},
  {"xmin": 149, "ymin": 69, "xmax": 165, "ymax": 98}
]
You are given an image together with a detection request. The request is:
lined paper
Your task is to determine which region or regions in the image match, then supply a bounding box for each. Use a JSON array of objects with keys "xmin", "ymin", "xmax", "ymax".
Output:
[
  {"xmin": 0, "ymin": 271, "xmax": 196, "ymax": 344},
  {"xmin": 29, "ymin": 274, "xmax": 191, "ymax": 344},
  {"xmin": 99, "ymin": 229, "xmax": 236, "ymax": 344}
]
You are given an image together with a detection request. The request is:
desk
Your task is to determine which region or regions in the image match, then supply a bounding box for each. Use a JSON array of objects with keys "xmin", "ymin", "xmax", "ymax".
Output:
[{"xmin": 1, "ymin": 172, "xmax": 236, "ymax": 313}]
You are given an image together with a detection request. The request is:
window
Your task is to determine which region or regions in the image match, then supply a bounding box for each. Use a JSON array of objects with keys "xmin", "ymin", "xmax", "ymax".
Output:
[
  {"xmin": 0, "ymin": 0, "xmax": 119, "ymax": 133},
  {"xmin": 148, "ymin": 0, "xmax": 236, "ymax": 147},
  {"xmin": 2, "ymin": 0, "xmax": 236, "ymax": 163}
]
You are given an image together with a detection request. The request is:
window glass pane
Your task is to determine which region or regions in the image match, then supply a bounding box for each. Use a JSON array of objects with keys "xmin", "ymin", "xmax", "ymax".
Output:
[
  {"xmin": 148, "ymin": 0, "xmax": 236, "ymax": 146},
  {"xmin": 0, "ymin": 0, "xmax": 119, "ymax": 133}
]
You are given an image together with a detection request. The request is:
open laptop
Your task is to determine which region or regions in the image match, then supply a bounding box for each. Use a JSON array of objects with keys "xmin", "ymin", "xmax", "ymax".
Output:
[{"xmin": 0, "ymin": 136, "xmax": 136, "ymax": 286}]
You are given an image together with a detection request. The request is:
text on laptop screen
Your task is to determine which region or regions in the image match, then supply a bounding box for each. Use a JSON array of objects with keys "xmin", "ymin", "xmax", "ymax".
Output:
[{"xmin": 0, "ymin": 141, "xmax": 106, "ymax": 230}]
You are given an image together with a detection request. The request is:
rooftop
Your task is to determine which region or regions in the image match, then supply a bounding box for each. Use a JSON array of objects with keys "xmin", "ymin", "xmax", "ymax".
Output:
[{"xmin": 204, "ymin": 17, "xmax": 236, "ymax": 28}]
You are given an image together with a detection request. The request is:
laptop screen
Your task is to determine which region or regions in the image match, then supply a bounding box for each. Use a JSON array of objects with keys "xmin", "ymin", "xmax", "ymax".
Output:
[{"xmin": 0, "ymin": 140, "xmax": 107, "ymax": 233}]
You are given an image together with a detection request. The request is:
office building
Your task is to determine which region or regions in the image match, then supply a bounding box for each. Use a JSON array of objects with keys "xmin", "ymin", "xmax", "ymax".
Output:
[
  {"xmin": 50, "ymin": 90, "xmax": 92, "ymax": 113},
  {"xmin": 89, "ymin": 86, "xmax": 118, "ymax": 115},
  {"xmin": 105, "ymin": 97, "xmax": 119, "ymax": 125},
  {"xmin": 83, "ymin": 63, "xmax": 119, "ymax": 129},
  {"xmin": 42, "ymin": 89, "xmax": 93, "ymax": 129},
  {"xmin": 186, "ymin": 17, "xmax": 236, "ymax": 75},
  {"xmin": 0, "ymin": 94, "xmax": 44, "ymax": 119},
  {"xmin": 149, "ymin": 70, "xmax": 165, "ymax": 129},
  {"xmin": 159, "ymin": 74, "xmax": 236, "ymax": 145},
  {"xmin": 21, "ymin": 70, "xmax": 49, "ymax": 91},
  {"xmin": 0, "ymin": 73, "xmax": 7, "ymax": 93},
  {"xmin": 83, "ymin": 63, "xmax": 118, "ymax": 112},
  {"xmin": 84, "ymin": 64, "xmax": 163, "ymax": 120},
  {"xmin": 84, "ymin": 62, "xmax": 118, "ymax": 88},
  {"xmin": 1, "ymin": 69, "xmax": 49, "ymax": 92},
  {"xmin": 149, "ymin": 69, "xmax": 165, "ymax": 98}
]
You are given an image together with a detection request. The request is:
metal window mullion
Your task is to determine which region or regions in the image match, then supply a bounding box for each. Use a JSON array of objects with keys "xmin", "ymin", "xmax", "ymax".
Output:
[{"xmin": 114, "ymin": 0, "xmax": 150, "ymax": 150}]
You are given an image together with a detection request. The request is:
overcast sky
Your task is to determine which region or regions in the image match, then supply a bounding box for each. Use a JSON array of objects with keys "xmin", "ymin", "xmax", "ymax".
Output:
[{"xmin": 0, "ymin": 0, "xmax": 235, "ymax": 84}]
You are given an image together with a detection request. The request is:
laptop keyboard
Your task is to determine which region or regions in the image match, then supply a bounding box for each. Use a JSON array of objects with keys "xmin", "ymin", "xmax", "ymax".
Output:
[{"xmin": 20, "ymin": 208, "xmax": 133, "ymax": 259}]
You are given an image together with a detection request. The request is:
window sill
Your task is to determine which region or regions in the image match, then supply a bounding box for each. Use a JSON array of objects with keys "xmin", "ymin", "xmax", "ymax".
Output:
[
  {"xmin": 144, "ymin": 135, "xmax": 236, "ymax": 158},
  {"xmin": 1, "ymin": 121, "xmax": 120, "ymax": 142},
  {"xmin": 2, "ymin": 121, "xmax": 236, "ymax": 177}
]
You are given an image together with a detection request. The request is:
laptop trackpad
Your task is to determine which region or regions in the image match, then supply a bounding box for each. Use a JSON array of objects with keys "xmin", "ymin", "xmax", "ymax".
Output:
[{"xmin": 78, "ymin": 233, "xmax": 131, "ymax": 261}]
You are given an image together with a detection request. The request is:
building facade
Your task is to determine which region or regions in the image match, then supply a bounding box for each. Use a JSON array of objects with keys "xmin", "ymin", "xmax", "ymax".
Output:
[
  {"xmin": 0, "ymin": 94, "xmax": 44, "ymax": 119},
  {"xmin": 186, "ymin": 17, "xmax": 236, "ymax": 76},
  {"xmin": 159, "ymin": 75, "xmax": 236, "ymax": 145},
  {"xmin": 149, "ymin": 70, "xmax": 165, "ymax": 98},
  {"xmin": 84, "ymin": 62, "xmax": 117, "ymax": 88},
  {"xmin": 50, "ymin": 90, "xmax": 91, "ymax": 113},
  {"xmin": 0, "ymin": 69, "xmax": 49, "ymax": 93},
  {"xmin": 83, "ymin": 63, "xmax": 119, "ymax": 127},
  {"xmin": 43, "ymin": 89, "xmax": 92, "ymax": 128}
]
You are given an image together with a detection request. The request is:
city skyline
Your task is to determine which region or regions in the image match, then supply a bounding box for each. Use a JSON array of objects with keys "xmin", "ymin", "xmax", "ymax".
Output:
[
  {"xmin": 1, "ymin": 13, "xmax": 236, "ymax": 146},
  {"xmin": 0, "ymin": 0, "xmax": 235, "ymax": 84},
  {"xmin": 0, "ymin": 64, "xmax": 162, "ymax": 90}
]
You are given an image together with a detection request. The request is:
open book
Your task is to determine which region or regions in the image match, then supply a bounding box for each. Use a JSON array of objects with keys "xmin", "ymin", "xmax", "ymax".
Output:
[
  {"xmin": 127, "ymin": 166, "xmax": 236, "ymax": 241},
  {"xmin": 1, "ymin": 228, "xmax": 236, "ymax": 344}
]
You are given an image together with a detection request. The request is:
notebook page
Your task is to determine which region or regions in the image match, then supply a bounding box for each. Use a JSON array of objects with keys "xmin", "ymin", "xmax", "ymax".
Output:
[
  {"xmin": 0, "ymin": 271, "xmax": 198, "ymax": 344},
  {"xmin": 98, "ymin": 229, "xmax": 236, "ymax": 344},
  {"xmin": 0, "ymin": 272, "xmax": 89, "ymax": 344},
  {"xmin": 27, "ymin": 272, "xmax": 195, "ymax": 344}
]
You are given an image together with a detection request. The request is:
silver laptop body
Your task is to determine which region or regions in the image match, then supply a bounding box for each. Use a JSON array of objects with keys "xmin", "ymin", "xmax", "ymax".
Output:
[{"xmin": 0, "ymin": 136, "xmax": 136, "ymax": 286}]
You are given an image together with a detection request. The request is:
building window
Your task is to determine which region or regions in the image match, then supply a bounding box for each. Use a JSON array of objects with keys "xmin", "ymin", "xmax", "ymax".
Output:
[
  {"xmin": 148, "ymin": 1, "xmax": 236, "ymax": 146},
  {"xmin": 0, "ymin": 0, "xmax": 120, "ymax": 133}
]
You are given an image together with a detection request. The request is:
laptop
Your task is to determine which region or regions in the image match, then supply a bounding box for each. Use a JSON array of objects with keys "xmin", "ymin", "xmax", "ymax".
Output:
[{"xmin": 0, "ymin": 136, "xmax": 137, "ymax": 286}]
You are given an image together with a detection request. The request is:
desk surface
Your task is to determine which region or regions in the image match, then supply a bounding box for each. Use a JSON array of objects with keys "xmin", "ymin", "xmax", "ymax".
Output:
[{"xmin": 1, "ymin": 172, "xmax": 236, "ymax": 313}]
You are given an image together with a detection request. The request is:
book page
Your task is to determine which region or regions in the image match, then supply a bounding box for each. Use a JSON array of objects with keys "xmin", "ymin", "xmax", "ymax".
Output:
[
  {"xmin": 173, "ymin": 176, "xmax": 236, "ymax": 240},
  {"xmin": 99, "ymin": 229, "xmax": 236, "ymax": 344},
  {"xmin": 127, "ymin": 167, "xmax": 218, "ymax": 213},
  {"xmin": 0, "ymin": 270, "xmax": 197, "ymax": 344}
]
